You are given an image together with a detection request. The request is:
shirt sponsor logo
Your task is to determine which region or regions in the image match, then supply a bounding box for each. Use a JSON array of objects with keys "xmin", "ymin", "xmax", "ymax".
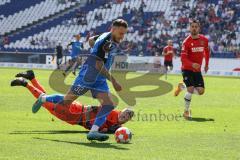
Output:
[{"xmin": 191, "ymin": 47, "xmax": 204, "ymax": 52}]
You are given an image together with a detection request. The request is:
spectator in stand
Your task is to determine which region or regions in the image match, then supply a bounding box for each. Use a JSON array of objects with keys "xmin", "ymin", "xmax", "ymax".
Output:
[{"xmin": 3, "ymin": 35, "xmax": 9, "ymax": 45}]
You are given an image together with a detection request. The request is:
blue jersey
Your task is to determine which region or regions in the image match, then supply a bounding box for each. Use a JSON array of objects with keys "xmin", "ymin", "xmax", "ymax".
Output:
[
  {"xmin": 79, "ymin": 32, "xmax": 119, "ymax": 84},
  {"xmin": 69, "ymin": 41, "xmax": 83, "ymax": 58}
]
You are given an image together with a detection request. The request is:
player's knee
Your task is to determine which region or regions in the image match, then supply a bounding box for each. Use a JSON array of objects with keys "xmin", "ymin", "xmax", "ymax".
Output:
[
  {"xmin": 101, "ymin": 97, "xmax": 114, "ymax": 106},
  {"xmin": 63, "ymin": 99, "xmax": 73, "ymax": 105},
  {"xmin": 198, "ymin": 89, "xmax": 205, "ymax": 95},
  {"xmin": 97, "ymin": 93, "xmax": 114, "ymax": 105},
  {"xmin": 102, "ymin": 100, "xmax": 114, "ymax": 106},
  {"xmin": 63, "ymin": 95, "xmax": 76, "ymax": 105},
  {"xmin": 187, "ymin": 87, "xmax": 194, "ymax": 93}
]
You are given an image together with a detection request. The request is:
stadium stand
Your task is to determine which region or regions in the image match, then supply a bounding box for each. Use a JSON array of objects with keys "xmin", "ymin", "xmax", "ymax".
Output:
[
  {"xmin": 0, "ymin": 0, "xmax": 76, "ymax": 34},
  {"xmin": 0, "ymin": 0, "xmax": 10, "ymax": 6},
  {"xmin": 0, "ymin": 0, "xmax": 44, "ymax": 17},
  {"xmin": 0, "ymin": 0, "xmax": 239, "ymax": 58}
]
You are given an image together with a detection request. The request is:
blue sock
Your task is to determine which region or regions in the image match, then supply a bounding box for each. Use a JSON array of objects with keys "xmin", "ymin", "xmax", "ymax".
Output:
[
  {"xmin": 45, "ymin": 94, "xmax": 64, "ymax": 104},
  {"xmin": 93, "ymin": 105, "xmax": 115, "ymax": 128}
]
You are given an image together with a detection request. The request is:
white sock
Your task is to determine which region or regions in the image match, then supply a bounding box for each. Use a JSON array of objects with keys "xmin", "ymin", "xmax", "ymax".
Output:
[
  {"xmin": 193, "ymin": 88, "xmax": 199, "ymax": 95},
  {"xmin": 90, "ymin": 125, "xmax": 99, "ymax": 132},
  {"xmin": 184, "ymin": 92, "xmax": 192, "ymax": 111},
  {"xmin": 41, "ymin": 95, "xmax": 46, "ymax": 102}
]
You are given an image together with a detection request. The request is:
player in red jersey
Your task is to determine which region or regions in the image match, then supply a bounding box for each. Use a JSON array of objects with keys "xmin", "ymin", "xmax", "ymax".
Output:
[
  {"xmin": 162, "ymin": 40, "xmax": 175, "ymax": 71},
  {"xmin": 162, "ymin": 40, "xmax": 175, "ymax": 79},
  {"xmin": 10, "ymin": 70, "xmax": 134, "ymax": 133},
  {"xmin": 174, "ymin": 19, "xmax": 210, "ymax": 119}
]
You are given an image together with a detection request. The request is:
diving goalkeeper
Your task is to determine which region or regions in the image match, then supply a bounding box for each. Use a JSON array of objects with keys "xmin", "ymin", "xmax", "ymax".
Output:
[{"xmin": 10, "ymin": 70, "xmax": 134, "ymax": 134}]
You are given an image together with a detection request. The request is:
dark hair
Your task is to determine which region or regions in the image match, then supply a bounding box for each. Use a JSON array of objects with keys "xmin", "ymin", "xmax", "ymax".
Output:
[
  {"xmin": 123, "ymin": 108, "xmax": 134, "ymax": 119},
  {"xmin": 112, "ymin": 19, "xmax": 128, "ymax": 28},
  {"xmin": 190, "ymin": 19, "xmax": 200, "ymax": 26}
]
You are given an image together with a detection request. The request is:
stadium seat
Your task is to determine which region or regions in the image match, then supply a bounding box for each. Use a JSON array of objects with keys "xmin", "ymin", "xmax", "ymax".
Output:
[{"xmin": 0, "ymin": 0, "xmax": 76, "ymax": 35}]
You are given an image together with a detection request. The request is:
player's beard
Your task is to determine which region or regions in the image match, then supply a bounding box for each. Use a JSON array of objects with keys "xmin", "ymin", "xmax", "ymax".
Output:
[{"xmin": 191, "ymin": 30, "xmax": 199, "ymax": 38}]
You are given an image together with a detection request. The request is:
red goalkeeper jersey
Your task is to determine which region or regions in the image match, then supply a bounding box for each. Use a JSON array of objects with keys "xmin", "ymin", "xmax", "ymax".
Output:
[
  {"xmin": 68, "ymin": 104, "xmax": 121, "ymax": 131},
  {"xmin": 181, "ymin": 34, "xmax": 210, "ymax": 72},
  {"xmin": 46, "ymin": 102, "xmax": 121, "ymax": 132}
]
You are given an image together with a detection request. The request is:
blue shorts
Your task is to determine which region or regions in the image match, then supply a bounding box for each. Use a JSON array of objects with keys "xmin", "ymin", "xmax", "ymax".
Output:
[{"xmin": 71, "ymin": 75, "xmax": 109, "ymax": 98}]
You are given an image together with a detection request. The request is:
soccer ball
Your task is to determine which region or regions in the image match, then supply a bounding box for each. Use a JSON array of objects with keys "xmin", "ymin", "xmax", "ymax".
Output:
[{"xmin": 114, "ymin": 127, "xmax": 132, "ymax": 143}]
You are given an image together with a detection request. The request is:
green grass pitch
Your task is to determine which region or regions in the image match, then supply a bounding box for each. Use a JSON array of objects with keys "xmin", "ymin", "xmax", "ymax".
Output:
[{"xmin": 0, "ymin": 68, "xmax": 240, "ymax": 160}]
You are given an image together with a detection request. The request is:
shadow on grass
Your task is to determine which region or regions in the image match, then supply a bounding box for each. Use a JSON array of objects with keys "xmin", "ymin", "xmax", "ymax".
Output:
[
  {"xmin": 188, "ymin": 117, "xmax": 215, "ymax": 122},
  {"xmin": 9, "ymin": 130, "xmax": 89, "ymax": 135},
  {"xmin": 33, "ymin": 137, "xmax": 130, "ymax": 150}
]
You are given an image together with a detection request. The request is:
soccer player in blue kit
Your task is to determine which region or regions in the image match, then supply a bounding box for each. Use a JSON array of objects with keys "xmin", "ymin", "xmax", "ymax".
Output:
[
  {"xmin": 32, "ymin": 19, "xmax": 128, "ymax": 141},
  {"xmin": 63, "ymin": 34, "xmax": 84, "ymax": 76}
]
